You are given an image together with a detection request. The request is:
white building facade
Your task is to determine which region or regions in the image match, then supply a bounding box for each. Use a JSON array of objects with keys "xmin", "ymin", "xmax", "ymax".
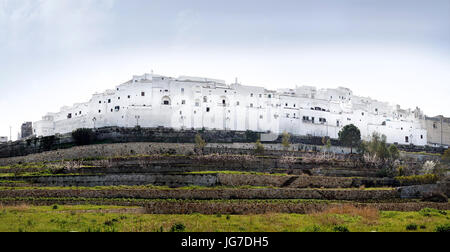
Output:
[{"xmin": 33, "ymin": 73, "xmax": 428, "ymax": 146}]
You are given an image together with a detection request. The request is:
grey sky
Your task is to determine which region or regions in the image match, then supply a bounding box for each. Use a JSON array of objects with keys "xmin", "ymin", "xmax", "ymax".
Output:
[{"xmin": 1, "ymin": 0, "xmax": 449, "ymax": 139}]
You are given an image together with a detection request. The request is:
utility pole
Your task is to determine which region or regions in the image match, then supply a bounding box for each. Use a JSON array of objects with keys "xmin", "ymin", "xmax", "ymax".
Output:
[{"xmin": 9, "ymin": 126, "xmax": 11, "ymax": 142}]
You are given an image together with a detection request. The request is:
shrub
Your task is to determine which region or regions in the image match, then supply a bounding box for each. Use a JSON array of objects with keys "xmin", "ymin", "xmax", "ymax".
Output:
[
  {"xmin": 255, "ymin": 140, "xmax": 265, "ymax": 154},
  {"xmin": 419, "ymin": 208, "xmax": 448, "ymax": 217},
  {"xmin": 406, "ymin": 223, "xmax": 418, "ymax": 231},
  {"xmin": 442, "ymin": 149, "xmax": 450, "ymax": 163},
  {"xmin": 194, "ymin": 134, "xmax": 206, "ymax": 150},
  {"xmin": 397, "ymin": 166, "xmax": 406, "ymax": 176},
  {"xmin": 170, "ymin": 223, "xmax": 186, "ymax": 232},
  {"xmin": 333, "ymin": 225, "xmax": 350, "ymax": 232},
  {"xmin": 435, "ymin": 224, "xmax": 450, "ymax": 232},
  {"xmin": 72, "ymin": 128, "xmax": 95, "ymax": 146},
  {"xmin": 395, "ymin": 174, "xmax": 439, "ymax": 186},
  {"xmin": 421, "ymin": 161, "xmax": 436, "ymax": 175},
  {"xmin": 388, "ymin": 144, "xmax": 400, "ymax": 160}
]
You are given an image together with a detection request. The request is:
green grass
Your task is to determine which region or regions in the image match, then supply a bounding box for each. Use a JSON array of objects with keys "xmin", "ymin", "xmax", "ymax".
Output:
[{"xmin": 0, "ymin": 204, "xmax": 447, "ymax": 232}]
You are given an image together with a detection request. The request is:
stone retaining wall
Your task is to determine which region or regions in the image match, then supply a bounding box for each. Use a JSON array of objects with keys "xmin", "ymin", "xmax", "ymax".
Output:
[
  {"xmin": 0, "ymin": 188, "xmax": 400, "ymax": 200},
  {"xmin": 6, "ymin": 174, "xmax": 217, "ymax": 188}
]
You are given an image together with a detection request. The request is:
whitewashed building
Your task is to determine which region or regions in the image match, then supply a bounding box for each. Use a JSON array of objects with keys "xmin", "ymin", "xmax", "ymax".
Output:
[{"xmin": 33, "ymin": 73, "xmax": 428, "ymax": 146}]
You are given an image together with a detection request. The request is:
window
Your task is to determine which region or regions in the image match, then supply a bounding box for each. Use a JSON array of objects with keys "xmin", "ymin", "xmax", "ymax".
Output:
[
  {"xmin": 79, "ymin": 111, "xmax": 82, "ymax": 115},
  {"xmin": 141, "ymin": 92, "xmax": 145, "ymax": 96},
  {"xmin": 115, "ymin": 106, "xmax": 120, "ymax": 112},
  {"xmin": 181, "ymin": 88, "xmax": 184, "ymax": 93},
  {"xmin": 206, "ymin": 107, "xmax": 210, "ymax": 112},
  {"xmin": 118, "ymin": 97, "xmax": 120, "ymax": 100},
  {"xmin": 260, "ymin": 115, "xmax": 263, "ymax": 119},
  {"xmin": 195, "ymin": 101, "xmax": 200, "ymax": 107},
  {"xmin": 203, "ymin": 96, "xmax": 207, "ymax": 103},
  {"xmin": 259, "ymin": 94, "xmax": 262, "ymax": 98},
  {"xmin": 311, "ymin": 117, "xmax": 315, "ymax": 123},
  {"xmin": 285, "ymin": 103, "xmax": 288, "ymax": 107},
  {"xmin": 67, "ymin": 113, "xmax": 72, "ymax": 119},
  {"xmin": 236, "ymin": 101, "xmax": 240, "ymax": 106},
  {"xmin": 222, "ymin": 99, "xmax": 226, "ymax": 105},
  {"xmin": 405, "ymin": 136, "xmax": 409, "ymax": 143},
  {"xmin": 250, "ymin": 93, "xmax": 253, "ymax": 97},
  {"xmin": 250, "ymin": 103, "xmax": 253, "ymax": 108},
  {"xmin": 128, "ymin": 95, "xmax": 131, "ymax": 99},
  {"xmin": 98, "ymin": 110, "xmax": 101, "ymax": 113},
  {"xmin": 362, "ymin": 112, "xmax": 365, "ymax": 116},
  {"xmin": 182, "ymin": 100, "xmax": 186, "ymax": 105},
  {"xmin": 268, "ymin": 94, "xmax": 272, "ymax": 98},
  {"xmin": 337, "ymin": 120, "xmax": 340, "ymax": 127},
  {"xmin": 163, "ymin": 100, "xmax": 170, "ymax": 105},
  {"xmin": 421, "ymin": 135, "xmax": 424, "ymax": 139},
  {"xmin": 433, "ymin": 123, "xmax": 437, "ymax": 129},
  {"xmin": 99, "ymin": 101, "xmax": 101, "ymax": 104},
  {"xmin": 110, "ymin": 109, "xmax": 113, "ymax": 112},
  {"xmin": 108, "ymin": 99, "xmax": 111, "ymax": 103}
]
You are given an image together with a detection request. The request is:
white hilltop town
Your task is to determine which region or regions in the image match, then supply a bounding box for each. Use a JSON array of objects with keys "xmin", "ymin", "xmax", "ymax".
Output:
[{"xmin": 21, "ymin": 71, "xmax": 450, "ymax": 148}]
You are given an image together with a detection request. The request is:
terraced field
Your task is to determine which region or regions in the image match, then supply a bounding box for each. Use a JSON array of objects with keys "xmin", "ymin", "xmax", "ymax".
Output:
[{"xmin": 0, "ymin": 150, "xmax": 448, "ymax": 232}]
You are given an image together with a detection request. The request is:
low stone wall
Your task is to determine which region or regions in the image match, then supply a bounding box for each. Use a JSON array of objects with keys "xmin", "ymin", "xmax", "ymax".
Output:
[
  {"xmin": 0, "ymin": 142, "xmax": 196, "ymax": 166},
  {"xmin": 2, "ymin": 172, "xmax": 401, "ymax": 189},
  {"xmin": 0, "ymin": 198, "xmax": 448, "ymax": 214},
  {"xmin": 6, "ymin": 174, "xmax": 217, "ymax": 188},
  {"xmin": 399, "ymin": 181, "xmax": 449, "ymax": 198},
  {"xmin": 0, "ymin": 188, "xmax": 400, "ymax": 200},
  {"xmin": 217, "ymin": 174, "xmax": 396, "ymax": 188},
  {"xmin": 0, "ymin": 127, "xmax": 258, "ymax": 159}
]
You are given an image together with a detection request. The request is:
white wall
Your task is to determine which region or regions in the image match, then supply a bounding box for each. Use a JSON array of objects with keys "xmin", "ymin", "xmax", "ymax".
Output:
[{"xmin": 33, "ymin": 73, "xmax": 428, "ymax": 146}]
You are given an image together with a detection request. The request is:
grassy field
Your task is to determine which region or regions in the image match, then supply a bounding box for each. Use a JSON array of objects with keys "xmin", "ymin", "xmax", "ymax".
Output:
[{"xmin": 0, "ymin": 204, "xmax": 448, "ymax": 232}]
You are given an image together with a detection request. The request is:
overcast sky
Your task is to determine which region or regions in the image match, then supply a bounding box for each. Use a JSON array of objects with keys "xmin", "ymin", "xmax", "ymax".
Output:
[{"xmin": 1, "ymin": 0, "xmax": 449, "ymax": 140}]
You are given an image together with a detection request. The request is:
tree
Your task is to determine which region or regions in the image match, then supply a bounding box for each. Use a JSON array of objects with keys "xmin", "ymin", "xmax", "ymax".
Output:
[
  {"xmin": 322, "ymin": 136, "xmax": 331, "ymax": 153},
  {"xmin": 388, "ymin": 144, "xmax": 400, "ymax": 160},
  {"xmin": 338, "ymin": 124, "xmax": 361, "ymax": 154},
  {"xmin": 255, "ymin": 140, "xmax": 265, "ymax": 154},
  {"xmin": 442, "ymin": 149, "xmax": 450, "ymax": 163},
  {"xmin": 282, "ymin": 131, "xmax": 291, "ymax": 150},
  {"xmin": 194, "ymin": 134, "xmax": 206, "ymax": 150}
]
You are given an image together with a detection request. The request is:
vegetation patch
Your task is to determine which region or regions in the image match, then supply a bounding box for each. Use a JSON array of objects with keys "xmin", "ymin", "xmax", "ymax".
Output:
[
  {"xmin": 395, "ymin": 174, "xmax": 439, "ymax": 186},
  {"xmin": 0, "ymin": 205, "xmax": 448, "ymax": 232}
]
